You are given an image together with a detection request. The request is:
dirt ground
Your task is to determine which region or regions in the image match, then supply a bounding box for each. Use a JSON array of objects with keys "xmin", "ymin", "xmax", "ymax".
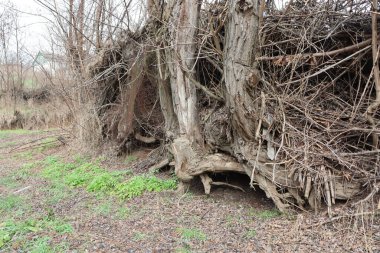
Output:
[{"xmin": 0, "ymin": 129, "xmax": 379, "ymax": 253}]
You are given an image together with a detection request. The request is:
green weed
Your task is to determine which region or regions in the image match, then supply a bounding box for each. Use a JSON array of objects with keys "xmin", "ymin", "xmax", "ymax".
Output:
[
  {"xmin": 177, "ymin": 228, "xmax": 207, "ymax": 242},
  {"xmin": 26, "ymin": 237, "xmax": 69, "ymax": 253},
  {"xmin": 176, "ymin": 245, "xmax": 192, "ymax": 253},
  {"xmin": 43, "ymin": 182, "xmax": 72, "ymax": 205},
  {"xmin": 116, "ymin": 206, "xmax": 130, "ymax": 219},
  {"xmin": 41, "ymin": 156, "xmax": 76, "ymax": 181},
  {"xmin": 47, "ymin": 220, "xmax": 73, "ymax": 234},
  {"xmin": 94, "ymin": 202, "xmax": 112, "ymax": 216},
  {"xmin": 41, "ymin": 156, "xmax": 176, "ymax": 200},
  {"xmin": 0, "ymin": 176, "xmax": 20, "ymax": 189},
  {"xmin": 114, "ymin": 175, "xmax": 177, "ymax": 199},
  {"xmin": 124, "ymin": 155, "xmax": 137, "ymax": 164},
  {"xmin": 37, "ymin": 137, "xmax": 58, "ymax": 152},
  {"xmin": 26, "ymin": 237, "xmax": 55, "ymax": 253},
  {"xmin": 132, "ymin": 232, "xmax": 147, "ymax": 241},
  {"xmin": 0, "ymin": 195, "xmax": 23, "ymax": 214},
  {"xmin": 42, "ymin": 156, "xmax": 176, "ymax": 196},
  {"xmin": 0, "ymin": 132, "xmax": 10, "ymax": 139},
  {"xmin": 245, "ymin": 229, "xmax": 257, "ymax": 239},
  {"xmin": 0, "ymin": 141, "xmax": 16, "ymax": 148},
  {"xmin": 248, "ymin": 208, "xmax": 281, "ymax": 219},
  {"xmin": 14, "ymin": 150, "xmax": 34, "ymax": 159},
  {"xmin": 87, "ymin": 173, "xmax": 120, "ymax": 192},
  {"xmin": 12, "ymin": 162, "xmax": 37, "ymax": 181},
  {"xmin": 0, "ymin": 218, "xmax": 73, "ymax": 250},
  {"xmin": 0, "ymin": 129, "xmax": 34, "ymax": 139},
  {"xmin": 175, "ymin": 245, "xmax": 191, "ymax": 253}
]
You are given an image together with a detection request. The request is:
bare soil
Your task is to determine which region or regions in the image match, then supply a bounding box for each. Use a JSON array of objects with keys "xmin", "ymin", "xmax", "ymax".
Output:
[{"xmin": 0, "ymin": 130, "xmax": 379, "ymax": 252}]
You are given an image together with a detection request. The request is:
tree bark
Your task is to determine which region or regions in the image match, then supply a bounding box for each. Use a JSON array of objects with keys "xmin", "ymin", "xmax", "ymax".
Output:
[
  {"xmin": 224, "ymin": 0, "xmax": 260, "ymax": 141},
  {"xmin": 167, "ymin": 0, "xmax": 202, "ymax": 145},
  {"xmin": 223, "ymin": 0, "xmax": 294, "ymax": 211},
  {"xmin": 117, "ymin": 56, "xmax": 145, "ymax": 141}
]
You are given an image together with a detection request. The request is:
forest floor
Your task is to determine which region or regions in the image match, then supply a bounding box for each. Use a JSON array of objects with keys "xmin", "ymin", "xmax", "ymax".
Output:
[{"xmin": 0, "ymin": 129, "xmax": 379, "ymax": 252}]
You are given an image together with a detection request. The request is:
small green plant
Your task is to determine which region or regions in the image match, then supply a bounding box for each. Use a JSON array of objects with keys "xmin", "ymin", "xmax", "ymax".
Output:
[
  {"xmin": 47, "ymin": 220, "xmax": 73, "ymax": 234},
  {"xmin": 0, "ymin": 195, "xmax": 23, "ymax": 214},
  {"xmin": 176, "ymin": 245, "xmax": 192, "ymax": 253},
  {"xmin": 26, "ymin": 237, "xmax": 53, "ymax": 253},
  {"xmin": 177, "ymin": 228, "xmax": 207, "ymax": 242},
  {"xmin": 37, "ymin": 137, "xmax": 58, "ymax": 152},
  {"xmin": 42, "ymin": 158, "xmax": 76, "ymax": 181},
  {"xmin": 245, "ymin": 229, "xmax": 257, "ymax": 239},
  {"xmin": 132, "ymin": 232, "xmax": 147, "ymax": 241},
  {"xmin": 13, "ymin": 162, "xmax": 37, "ymax": 180},
  {"xmin": 249, "ymin": 208, "xmax": 281, "ymax": 219},
  {"xmin": 0, "ymin": 129, "xmax": 35, "ymax": 139},
  {"xmin": 0, "ymin": 141, "xmax": 16, "ymax": 148},
  {"xmin": 116, "ymin": 206, "xmax": 130, "ymax": 219},
  {"xmin": 0, "ymin": 176, "xmax": 20, "ymax": 189},
  {"xmin": 41, "ymin": 157, "xmax": 176, "ymax": 201},
  {"xmin": 87, "ymin": 173, "xmax": 120, "ymax": 192},
  {"xmin": 0, "ymin": 132, "xmax": 10, "ymax": 139},
  {"xmin": 14, "ymin": 150, "xmax": 34, "ymax": 159},
  {"xmin": 24, "ymin": 236, "xmax": 69, "ymax": 253},
  {"xmin": 0, "ymin": 218, "xmax": 73, "ymax": 250},
  {"xmin": 43, "ymin": 182, "xmax": 72, "ymax": 205},
  {"xmin": 124, "ymin": 155, "xmax": 137, "ymax": 164},
  {"xmin": 114, "ymin": 175, "xmax": 177, "ymax": 199},
  {"xmin": 94, "ymin": 202, "xmax": 112, "ymax": 216}
]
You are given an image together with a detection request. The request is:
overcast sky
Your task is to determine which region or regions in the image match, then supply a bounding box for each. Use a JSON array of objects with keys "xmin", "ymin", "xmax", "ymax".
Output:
[{"xmin": 0, "ymin": 0, "xmax": 51, "ymax": 60}]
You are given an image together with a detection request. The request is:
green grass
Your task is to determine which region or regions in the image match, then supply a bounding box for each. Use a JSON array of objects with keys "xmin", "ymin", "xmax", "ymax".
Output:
[
  {"xmin": 177, "ymin": 228, "xmax": 207, "ymax": 242},
  {"xmin": 41, "ymin": 156, "xmax": 177, "ymax": 199},
  {"xmin": 116, "ymin": 206, "xmax": 130, "ymax": 219},
  {"xmin": 248, "ymin": 208, "xmax": 281, "ymax": 220},
  {"xmin": 0, "ymin": 129, "xmax": 38, "ymax": 139},
  {"xmin": 114, "ymin": 175, "xmax": 177, "ymax": 199},
  {"xmin": 132, "ymin": 232, "xmax": 147, "ymax": 241},
  {"xmin": 0, "ymin": 141, "xmax": 16, "ymax": 148},
  {"xmin": 124, "ymin": 155, "xmax": 137, "ymax": 164},
  {"xmin": 94, "ymin": 201, "xmax": 112, "ymax": 216},
  {"xmin": 25, "ymin": 237, "xmax": 68, "ymax": 253},
  {"xmin": 37, "ymin": 137, "xmax": 58, "ymax": 152},
  {"xmin": 0, "ymin": 162, "xmax": 38, "ymax": 191},
  {"xmin": 0, "ymin": 195, "xmax": 23, "ymax": 214},
  {"xmin": 176, "ymin": 246, "xmax": 192, "ymax": 253},
  {"xmin": 244, "ymin": 229, "xmax": 257, "ymax": 239},
  {"xmin": 0, "ymin": 217, "xmax": 73, "ymax": 250},
  {"xmin": 0, "ymin": 176, "xmax": 20, "ymax": 189},
  {"xmin": 14, "ymin": 150, "xmax": 34, "ymax": 159},
  {"xmin": 14, "ymin": 162, "xmax": 37, "ymax": 180},
  {"xmin": 43, "ymin": 182, "xmax": 73, "ymax": 205}
]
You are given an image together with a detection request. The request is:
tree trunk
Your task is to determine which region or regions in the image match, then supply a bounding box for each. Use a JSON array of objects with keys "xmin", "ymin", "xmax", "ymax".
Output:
[
  {"xmin": 165, "ymin": 0, "xmax": 203, "ymax": 189},
  {"xmin": 167, "ymin": 0, "xmax": 202, "ymax": 144},
  {"xmin": 223, "ymin": 0, "xmax": 292, "ymax": 211},
  {"xmin": 117, "ymin": 56, "xmax": 145, "ymax": 141}
]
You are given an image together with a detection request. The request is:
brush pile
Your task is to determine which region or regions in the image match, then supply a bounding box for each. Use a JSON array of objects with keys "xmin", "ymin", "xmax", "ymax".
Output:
[{"xmin": 255, "ymin": 0, "xmax": 380, "ymax": 209}]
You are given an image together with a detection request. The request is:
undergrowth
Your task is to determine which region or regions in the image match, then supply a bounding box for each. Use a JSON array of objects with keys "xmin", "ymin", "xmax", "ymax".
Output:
[
  {"xmin": 114, "ymin": 175, "xmax": 177, "ymax": 199},
  {"xmin": 0, "ymin": 217, "xmax": 72, "ymax": 250},
  {"xmin": 177, "ymin": 228, "xmax": 207, "ymax": 242},
  {"xmin": 0, "ymin": 129, "xmax": 37, "ymax": 139},
  {"xmin": 248, "ymin": 208, "xmax": 281, "ymax": 219},
  {"xmin": 41, "ymin": 156, "xmax": 177, "ymax": 199}
]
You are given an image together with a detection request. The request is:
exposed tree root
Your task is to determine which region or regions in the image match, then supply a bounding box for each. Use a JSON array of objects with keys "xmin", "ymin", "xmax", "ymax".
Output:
[
  {"xmin": 199, "ymin": 173, "xmax": 246, "ymax": 194},
  {"xmin": 148, "ymin": 158, "xmax": 170, "ymax": 173},
  {"xmin": 171, "ymin": 136, "xmax": 362, "ymax": 212}
]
